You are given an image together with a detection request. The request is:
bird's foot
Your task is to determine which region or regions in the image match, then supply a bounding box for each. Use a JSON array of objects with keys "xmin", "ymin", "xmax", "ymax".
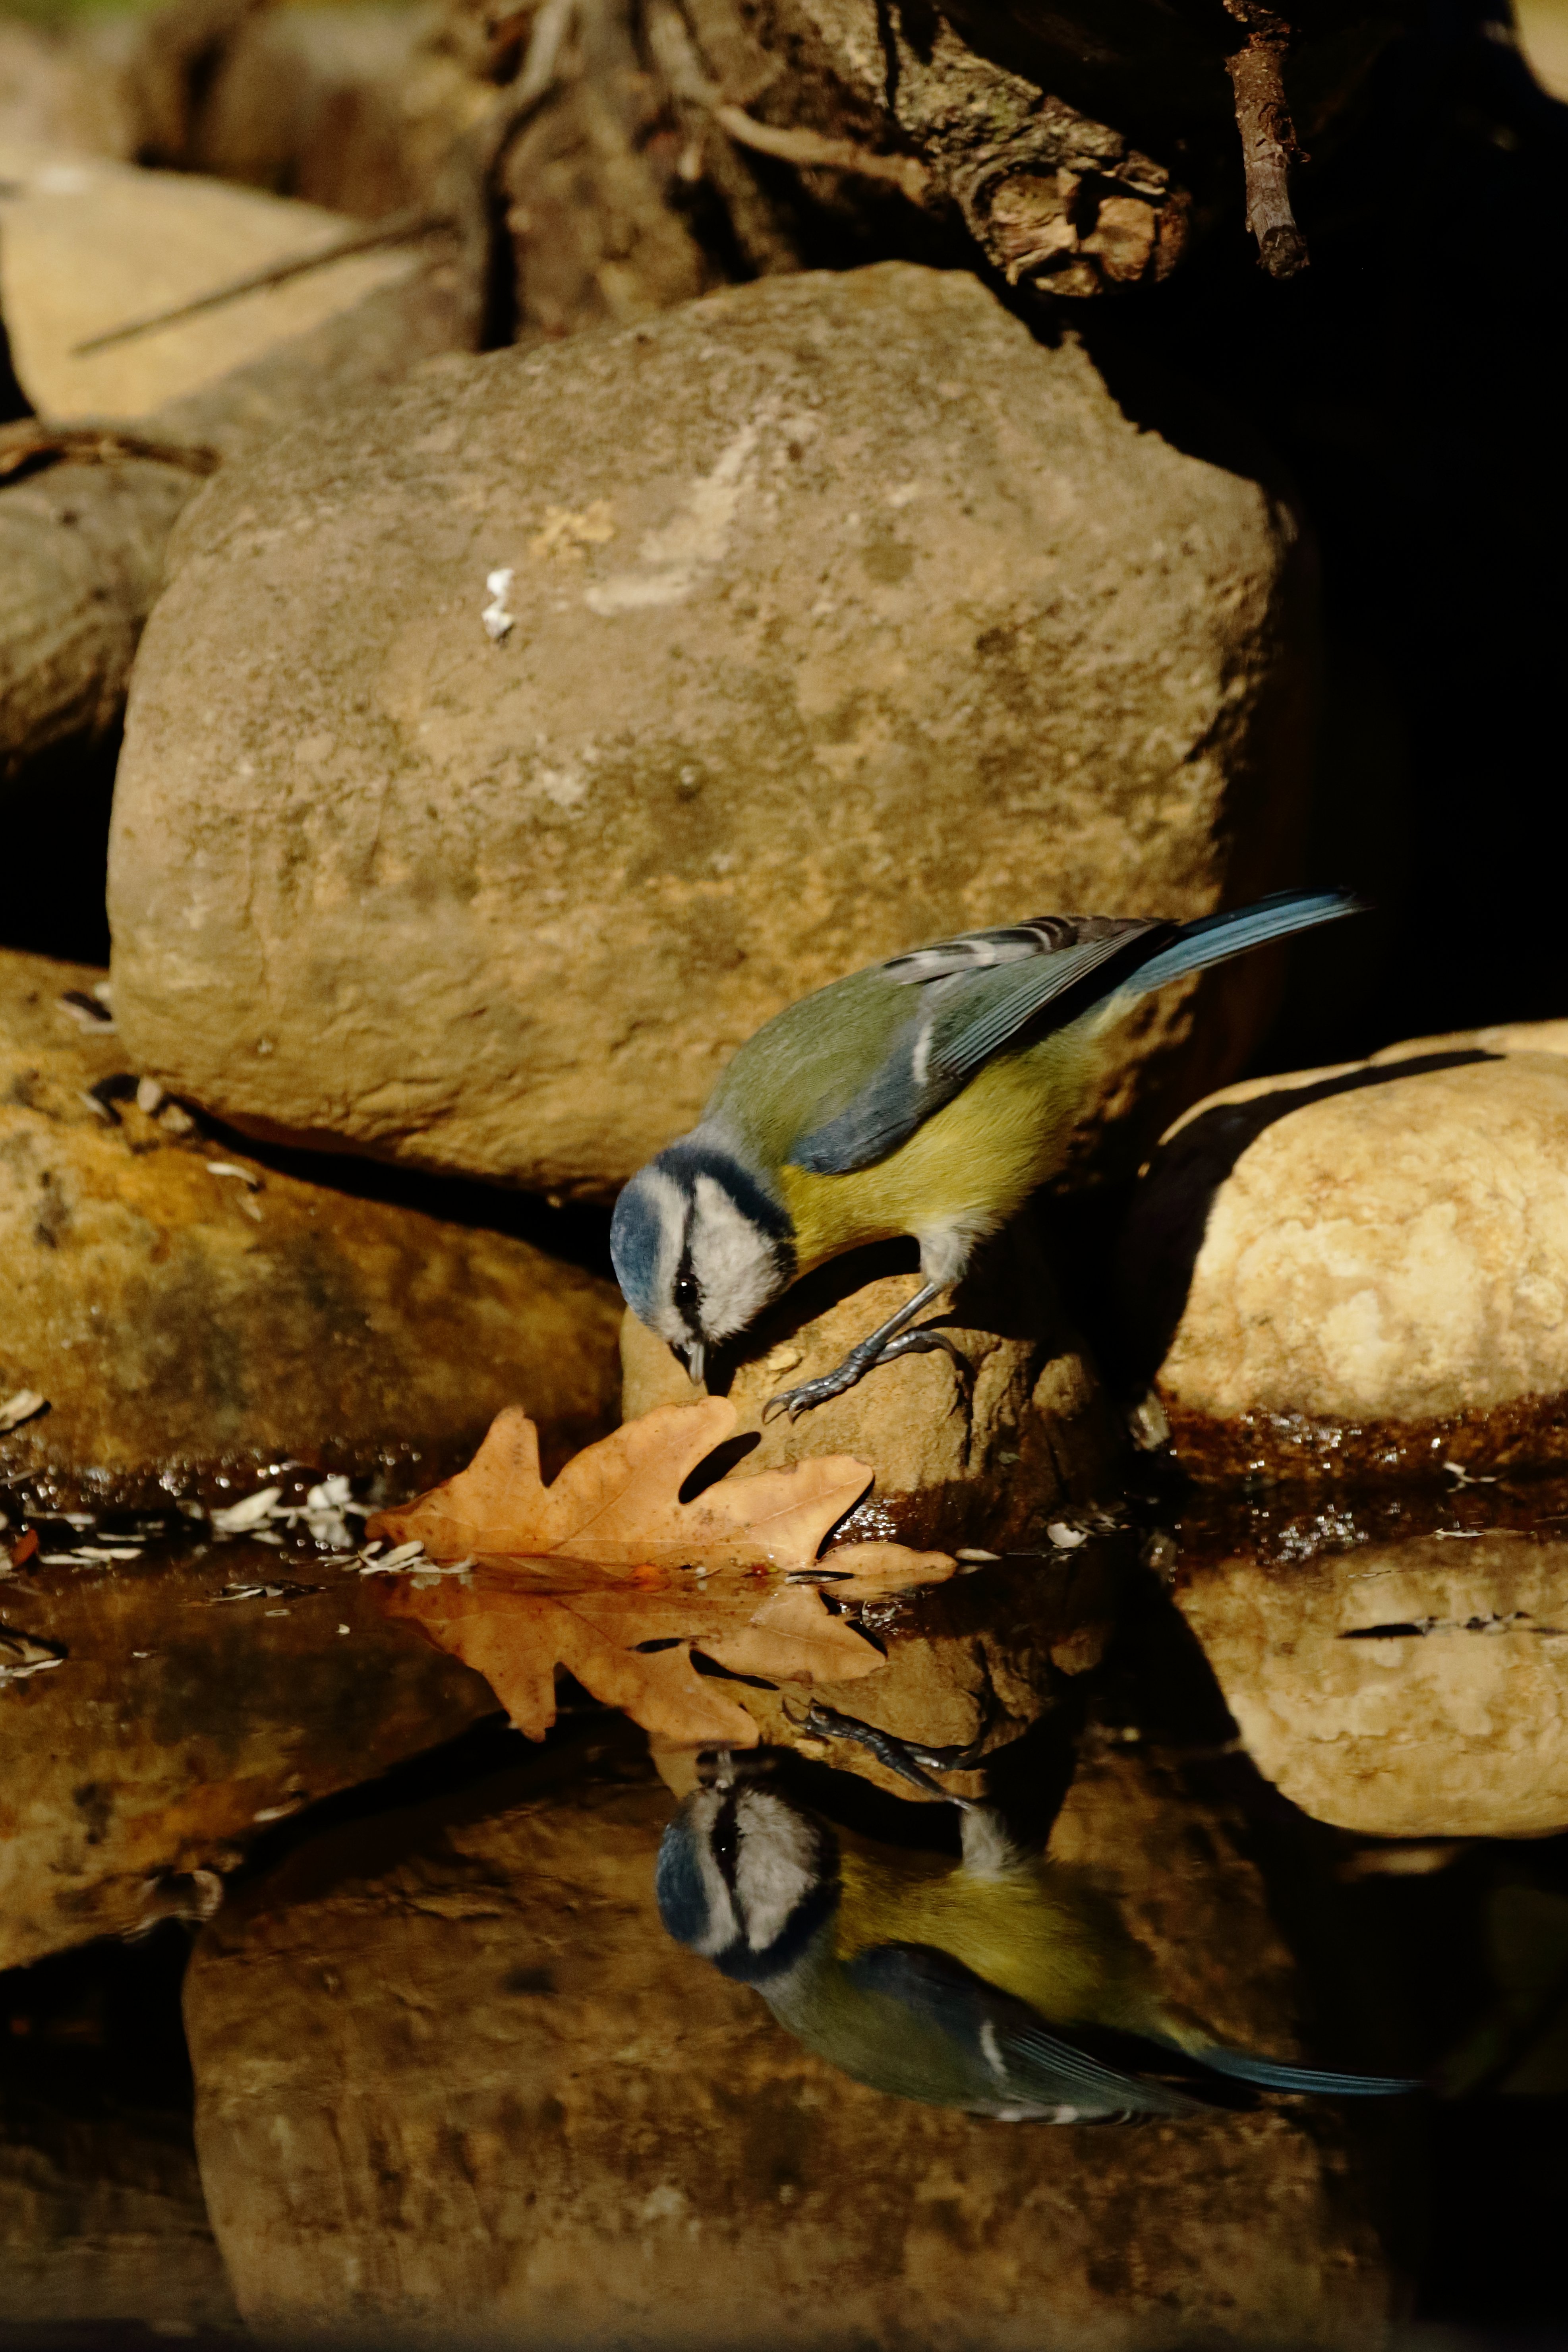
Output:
[
  {"xmin": 795, "ymin": 1700, "xmax": 991, "ymax": 1806},
  {"xmin": 764, "ymin": 1325, "xmax": 974, "ymax": 1423}
]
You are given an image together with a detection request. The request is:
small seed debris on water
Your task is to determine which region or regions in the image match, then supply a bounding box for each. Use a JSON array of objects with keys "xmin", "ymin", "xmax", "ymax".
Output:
[
  {"xmin": 205, "ymin": 1161, "xmax": 263, "ymax": 1191},
  {"xmin": 0, "ymin": 1390, "xmax": 48, "ymax": 1433},
  {"xmin": 358, "ymin": 1540, "xmax": 427, "ymax": 1574},
  {"xmin": 0, "ymin": 1630, "xmax": 65, "ymax": 1682},
  {"xmin": 57, "ymin": 988, "xmax": 114, "ymax": 1031},
  {"xmin": 135, "ymin": 1076, "xmax": 165, "ymax": 1115},
  {"xmin": 210, "ymin": 1487, "xmax": 283, "ymax": 1534}
]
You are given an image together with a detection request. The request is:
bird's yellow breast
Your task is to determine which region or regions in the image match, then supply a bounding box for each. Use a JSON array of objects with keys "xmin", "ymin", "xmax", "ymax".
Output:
[
  {"xmin": 833, "ymin": 1844, "xmax": 1141, "ymax": 2030},
  {"xmin": 777, "ymin": 1030, "xmax": 1097, "ymax": 1273}
]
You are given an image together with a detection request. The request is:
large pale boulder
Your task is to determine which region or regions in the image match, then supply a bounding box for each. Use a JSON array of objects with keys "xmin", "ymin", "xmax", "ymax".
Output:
[
  {"xmin": 184, "ymin": 1730, "xmax": 1398, "ymax": 2345},
  {"xmin": 110, "ymin": 261, "xmax": 1317, "ymax": 1201},
  {"xmin": 1173, "ymin": 1522, "xmax": 1568, "ymax": 1839},
  {"xmin": 1120, "ymin": 1034, "xmax": 1568, "ymax": 1480},
  {"xmin": 0, "ymin": 946, "xmax": 620, "ymax": 1509}
]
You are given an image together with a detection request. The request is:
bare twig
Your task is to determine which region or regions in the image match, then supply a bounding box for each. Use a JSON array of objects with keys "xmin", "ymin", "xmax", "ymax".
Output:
[
  {"xmin": 71, "ymin": 207, "xmax": 449, "ymax": 358},
  {"xmin": 712, "ymin": 104, "xmax": 929, "ymax": 202},
  {"xmin": 0, "ymin": 420, "xmax": 219, "ymax": 484},
  {"xmin": 1222, "ymin": 0, "xmax": 1308, "ymax": 278}
]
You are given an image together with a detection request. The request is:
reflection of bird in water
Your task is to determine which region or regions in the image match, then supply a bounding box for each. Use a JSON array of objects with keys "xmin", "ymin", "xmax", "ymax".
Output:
[
  {"xmin": 612, "ymin": 890, "xmax": 1358, "ymax": 1417},
  {"xmin": 657, "ymin": 1711, "xmax": 1419, "ymax": 2122}
]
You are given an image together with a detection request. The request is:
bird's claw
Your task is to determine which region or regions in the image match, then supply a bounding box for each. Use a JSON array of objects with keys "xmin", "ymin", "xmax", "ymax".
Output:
[
  {"xmin": 797, "ymin": 1701, "xmax": 987, "ymax": 1806},
  {"xmin": 764, "ymin": 1326, "xmax": 975, "ymax": 1422}
]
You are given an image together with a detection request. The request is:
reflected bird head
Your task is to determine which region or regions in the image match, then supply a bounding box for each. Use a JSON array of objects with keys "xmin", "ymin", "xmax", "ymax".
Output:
[{"xmin": 656, "ymin": 1778, "xmax": 839, "ymax": 1985}]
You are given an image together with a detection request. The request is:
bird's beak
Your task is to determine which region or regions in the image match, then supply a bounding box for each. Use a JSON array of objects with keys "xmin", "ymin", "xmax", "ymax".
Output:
[{"xmin": 679, "ymin": 1340, "xmax": 707, "ymax": 1389}]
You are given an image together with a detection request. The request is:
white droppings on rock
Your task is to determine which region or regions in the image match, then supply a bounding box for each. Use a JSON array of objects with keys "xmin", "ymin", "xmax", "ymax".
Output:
[{"xmin": 482, "ymin": 568, "xmax": 516, "ymax": 641}]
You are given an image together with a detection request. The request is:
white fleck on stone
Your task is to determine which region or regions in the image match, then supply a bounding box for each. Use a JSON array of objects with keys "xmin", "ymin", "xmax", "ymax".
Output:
[{"xmin": 482, "ymin": 567, "xmax": 515, "ymax": 641}]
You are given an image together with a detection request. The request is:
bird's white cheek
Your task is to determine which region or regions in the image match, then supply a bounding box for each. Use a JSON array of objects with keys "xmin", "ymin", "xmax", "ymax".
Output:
[
  {"xmin": 734, "ymin": 1793, "xmax": 821, "ymax": 1950},
  {"xmin": 688, "ymin": 1176, "xmax": 785, "ymax": 1340}
]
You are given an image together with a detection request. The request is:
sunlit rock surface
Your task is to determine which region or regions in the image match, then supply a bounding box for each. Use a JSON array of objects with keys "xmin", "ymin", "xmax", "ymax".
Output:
[
  {"xmin": 1173, "ymin": 1511, "xmax": 1568, "ymax": 1838},
  {"xmin": 0, "ymin": 145, "xmax": 416, "ymax": 418},
  {"xmin": 1121, "ymin": 1041, "xmax": 1568, "ymax": 1480},
  {"xmin": 110, "ymin": 261, "xmax": 1316, "ymax": 1201},
  {"xmin": 0, "ymin": 1532, "xmax": 497, "ymax": 1971},
  {"xmin": 0, "ymin": 948, "xmax": 621, "ymax": 1510},
  {"xmin": 621, "ymin": 1217, "xmax": 1126, "ymax": 1554},
  {"xmin": 184, "ymin": 1731, "xmax": 1398, "ymax": 2346}
]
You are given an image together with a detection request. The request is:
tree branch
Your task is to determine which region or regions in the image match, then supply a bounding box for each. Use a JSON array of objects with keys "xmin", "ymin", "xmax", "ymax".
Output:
[{"xmin": 1222, "ymin": 0, "xmax": 1309, "ymax": 279}]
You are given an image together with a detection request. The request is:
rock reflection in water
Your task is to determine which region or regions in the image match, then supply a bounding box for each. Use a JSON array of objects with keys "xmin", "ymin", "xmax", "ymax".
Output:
[
  {"xmin": 183, "ymin": 1717, "xmax": 1401, "ymax": 2345},
  {"xmin": 1171, "ymin": 1488, "xmax": 1568, "ymax": 1838},
  {"xmin": 0, "ymin": 1523, "xmax": 497, "ymax": 1970}
]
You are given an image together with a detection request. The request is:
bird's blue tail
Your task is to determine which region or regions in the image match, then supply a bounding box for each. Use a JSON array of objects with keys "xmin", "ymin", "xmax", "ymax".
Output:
[
  {"xmin": 1195, "ymin": 2043, "xmax": 1421, "ymax": 2098},
  {"xmin": 1120, "ymin": 890, "xmax": 1362, "ymax": 1000}
]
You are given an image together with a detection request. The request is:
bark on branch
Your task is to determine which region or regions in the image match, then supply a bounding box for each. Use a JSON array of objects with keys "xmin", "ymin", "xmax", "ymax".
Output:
[{"xmin": 1223, "ymin": 0, "xmax": 1309, "ymax": 278}]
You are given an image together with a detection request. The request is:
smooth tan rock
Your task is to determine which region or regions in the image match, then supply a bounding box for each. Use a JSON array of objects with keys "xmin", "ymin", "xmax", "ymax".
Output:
[
  {"xmin": 0, "ymin": 1529, "xmax": 497, "ymax": 1971},
  {"xmin": 0, "ymin": 143, "xmax": 417, "ymax": 418},
  {"xmin": 621, "ymin": 1219, "xmax": 1126, "ymax": 1553},
  {"xmin": 1173, "ymin": 1529, "xmax": 1568, "ymax": 1839},
  {"xmin": 184, "ymin": 1735, "xmax": 1396, "ymax": 2346},
  {"xmin": 110, "ymin": 261, "xmax": 1316, "ymax": 1201},
  {"xmin": 1121, "ymin": 1043, "xmax": 1568, "ymax": 1480},
  {"xmin": 0, "ymin": 947, "xmax": 621, "ymax": 1508}
]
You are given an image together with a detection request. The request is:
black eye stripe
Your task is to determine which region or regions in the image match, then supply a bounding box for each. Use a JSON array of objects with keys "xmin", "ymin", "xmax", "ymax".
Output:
[{"xmin": 710, "ymin": 1792, "xmax": 739, "ymax": 1892}]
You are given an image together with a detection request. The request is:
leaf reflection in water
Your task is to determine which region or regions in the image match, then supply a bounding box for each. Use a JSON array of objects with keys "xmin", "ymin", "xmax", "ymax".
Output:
[{"xmin": 373, "ymin": 1399, "xmax": 955, "ymax": 1746}]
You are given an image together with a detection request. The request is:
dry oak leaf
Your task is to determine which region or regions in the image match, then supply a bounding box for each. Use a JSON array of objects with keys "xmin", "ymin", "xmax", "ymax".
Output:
[
  {"xmin": 371, "ymin": 1397, "xmax": 875, "ymax": 1570},
  {"xmin": 372, "ymin": 1401, "xmax": 955, "ymax": 1749}
]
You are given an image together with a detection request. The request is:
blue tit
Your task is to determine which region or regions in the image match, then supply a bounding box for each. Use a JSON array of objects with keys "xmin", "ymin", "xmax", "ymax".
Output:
[
  {"xmin": 611, "ymin": 889, "xmax": 1359, "ymax": 1416},
  {"xmin": 655, "ymin": 1716, "xmax": 1418, "ymax": 2124}
]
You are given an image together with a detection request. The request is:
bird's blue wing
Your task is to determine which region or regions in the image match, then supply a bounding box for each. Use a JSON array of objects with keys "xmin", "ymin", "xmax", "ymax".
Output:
[
  {"xmin": 788, "ymin": 916, "xmax": 1162, "ymax": 1176},
  {"xmin": 845, "ymin": 1942, "xmax": 1210, "ymax": 2120}
]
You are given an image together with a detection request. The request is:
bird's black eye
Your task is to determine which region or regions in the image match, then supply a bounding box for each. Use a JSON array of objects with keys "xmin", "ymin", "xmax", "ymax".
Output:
[{"xmin": 674, "ymin": 1268, "xmax": 700, "ymax": 1318}]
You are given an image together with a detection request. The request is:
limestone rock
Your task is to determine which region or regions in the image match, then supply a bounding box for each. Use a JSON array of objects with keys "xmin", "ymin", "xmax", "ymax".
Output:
[
  {"xmin": 621, "ymin": 1219, "xmax": 1126, "ymax": 1553},
  {"xmin": 0, "ymin": 947, "xmax": 621, "ymax": 1509},
  {"xmin": 110, "ymin": 261, "xmax": 1317, "ymax": 1201},
  {"xmin": 0, "ymin": 1528, "xmax": 497, "ymax": 1971},
  {"xmin": 0, "ymin": 144, "xmax": 418, "ymax": 420},
  {"xmin": 1120, "ymin": 1041, "xmax": 1568, "ymax": 1480},
  {"xmin": 1173, "ymin": 1526, "xmax": 1568, "ymax": 1839},
  {"xmin": 184, "ymin": 1734, "xmax": 1397, "ymax": 2344}
]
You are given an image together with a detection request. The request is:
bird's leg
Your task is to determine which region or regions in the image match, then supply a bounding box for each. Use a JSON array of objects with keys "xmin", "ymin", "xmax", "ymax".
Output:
[
  {"xmin": 798, "ymin": 1701, "xmax": 988, "ymax": 1809},
  {"xmin": 764, "ymin": 1280, "xmax": 972, "ymax": 1421}
]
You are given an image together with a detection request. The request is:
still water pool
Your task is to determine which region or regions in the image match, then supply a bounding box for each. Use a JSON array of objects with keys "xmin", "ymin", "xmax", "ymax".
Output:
[{"xmin": 3, "ymin": 1462, "xmax": 1567, "ymax": 2345}]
